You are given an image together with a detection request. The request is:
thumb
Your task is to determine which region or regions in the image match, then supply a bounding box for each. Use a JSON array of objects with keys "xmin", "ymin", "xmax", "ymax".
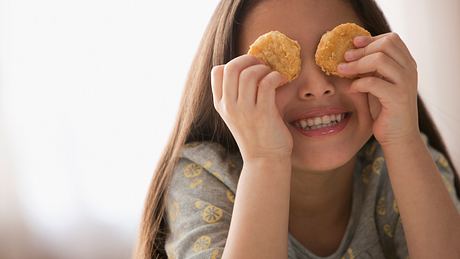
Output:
[{"xmin": 368, "ymin": 94, "xmax": 381, "ymax": 120}]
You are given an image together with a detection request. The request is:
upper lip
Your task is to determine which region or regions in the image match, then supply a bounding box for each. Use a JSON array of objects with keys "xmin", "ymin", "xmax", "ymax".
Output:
[{"xmin": 288, "ymin": 106, "xmax": 350, "ymax": 123}]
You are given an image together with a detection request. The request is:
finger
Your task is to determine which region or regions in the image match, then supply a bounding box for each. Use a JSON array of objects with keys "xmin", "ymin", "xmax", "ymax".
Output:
[
  {"xmin": 211, "ymin": 65, "xmax": 225, "ymax": 105},
  {"xmin": 223, "ymin": 54, "xmax": 264, "ymax": 103},
  {"xmin": 370, "ymin": 33, "xmax": 413, "ymax": 63},
  {"xmin": 368, "ymin": 94, "xmax": 381, "ymax": 121},
  {"xmin": 238, "ymin": 64, "xmax": 272, "ymax": 107},
  {"xmin": 352, "ymin": 35, "xmax": 373, "ymax": 48},
  {"xmin": 347, "ymin": 33, "xmax": 416, "ymax": 68},
  {"xmin": 338, "ymin": 52, "xmax": 403, "ymax": 84},
  {"xmin": 349, "ymin": 76, "xmax": 393, "ymax": 104},
  {"xmin": 257, "ymin": 71, "xmax": 288, "ymax": 108}
]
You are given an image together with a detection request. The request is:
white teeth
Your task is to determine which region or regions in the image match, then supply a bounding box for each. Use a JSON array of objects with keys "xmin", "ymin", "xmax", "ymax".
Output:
[
  {"xmin": 337, "ymin": 114, "xmax": 342, "ymax": 122},
  {"xmin": 299, "ymin": 120, "xmax": 307, "ymax": 128},
  {"xmin": 314, "ymin": 117, "xmax": 322, "ymax": 126},
  {"xmin": 294, "ymin": 113, "xmax": 347, "ymax": 130}
]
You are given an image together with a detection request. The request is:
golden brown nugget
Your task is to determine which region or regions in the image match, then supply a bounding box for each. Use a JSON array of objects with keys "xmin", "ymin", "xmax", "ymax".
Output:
[
  {"xmin": 247, "ymin": 31, "xmax": 301, "ymax": 81},
  {"xmin": 315, "ymin": 23, "xmax": 371, "ymax": 78}
]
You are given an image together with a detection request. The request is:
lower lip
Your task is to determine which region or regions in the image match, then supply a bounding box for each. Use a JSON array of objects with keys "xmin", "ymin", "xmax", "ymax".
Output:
[{"xmin": 292, "ymin": 113, "xmax": 351, "ymax": 137}]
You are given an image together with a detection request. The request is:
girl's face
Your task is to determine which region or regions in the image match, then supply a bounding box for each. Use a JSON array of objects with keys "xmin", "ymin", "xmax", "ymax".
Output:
[{"xmin": 238, "ymin": 0, "xmax": 374, "ymax": 172}]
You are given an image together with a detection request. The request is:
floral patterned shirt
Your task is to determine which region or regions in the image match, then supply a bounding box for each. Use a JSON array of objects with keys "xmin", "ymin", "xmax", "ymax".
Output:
[{"xmin": 164, "ymin": 135, "xmax": 460, "ymax": 259}]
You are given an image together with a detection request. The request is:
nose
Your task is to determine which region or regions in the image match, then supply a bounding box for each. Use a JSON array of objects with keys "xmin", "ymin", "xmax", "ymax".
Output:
[{"xmin": 297, "ymin": 63, "xmax": 336, "ymax": 100}]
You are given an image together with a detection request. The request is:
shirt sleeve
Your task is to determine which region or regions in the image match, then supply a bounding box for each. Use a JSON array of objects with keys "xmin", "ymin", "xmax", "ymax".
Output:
[
  {"xmin": 392, "ymin": 145, "xmax": 460, "ymax": 258},
  {"xmin": 164, "ymin": 157, "xmax": 235, "ymax": 259}
]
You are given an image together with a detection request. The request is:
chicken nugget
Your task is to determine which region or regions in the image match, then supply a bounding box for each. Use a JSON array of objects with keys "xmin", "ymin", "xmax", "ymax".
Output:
[
  {"xmin": 315, "ymin": 23, "xmax": 371, "ymax": 78},
  {"xmin": 248, "ymin": 31, "xmax": 301, "ymax": 81}
]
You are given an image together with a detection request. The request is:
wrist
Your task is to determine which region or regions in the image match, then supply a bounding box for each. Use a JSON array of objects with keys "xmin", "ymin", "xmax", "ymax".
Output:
[
  {"xmin": 380, "ymin": 132, "xmax": 426, "ymax": 153},
  {"xmin": 243, "ymin": 156, "xmax": 292, "ymax": 171}
]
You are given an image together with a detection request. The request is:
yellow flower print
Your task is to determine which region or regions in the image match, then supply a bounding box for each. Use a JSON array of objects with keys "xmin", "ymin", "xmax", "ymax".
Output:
[
  {"xmin": 210, "ymin": 249, "xmax": 221, "ymax": 259},
  {"xmin": 184, "ymin": 163, "xmax": 203, "ymax": 178},
  {"xmin": 189, "ymin": 178, "xmax": 203, "ymax": 189},
  {"xmin": 365, "ymin": 141, "xmax": 377, "ymax": 159},
  {"xmin": 372, "ymin": 157, "xmax": 384, "ymax": 175},
  {"xmin": 383, "ymin": 224, "xmax": 393, "ymax": 238},
  {"xmin": 436, "ymin": 154, "xmax": 449, "ymax": 170},
  {"xmin": 377, "ymin": 196, "xmax": 386, "ymax": 216},
  {"xmin": 341, "ymin": 248, "xmax": 355, "ymax": 259},
  {"xmin": 202, "ymin": 204, "xmax": 223, "ymax": 223},
  {"xmin": 195, "ymin": 199, "xmax": 205, "ymax": 209},
  {"xmin": 393, "ymin": 199, "xmax": 399, "ymax": 214},
  {"xmin": 226, "ymin": 190, "xmax": 235, "ymax": 203},
  {"xmin": 362, "ymin": 164, "xmax": 372, "ymax": 184},
  {"xmin": 192, "ymin": 235, "xmax": 211, "ymax": 252}
]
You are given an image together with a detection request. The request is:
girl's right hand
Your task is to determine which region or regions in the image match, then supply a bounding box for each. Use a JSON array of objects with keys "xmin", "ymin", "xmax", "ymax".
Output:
[{"xmin": 210, "ymin": 54, "xmax": 293, "ymax": 162}]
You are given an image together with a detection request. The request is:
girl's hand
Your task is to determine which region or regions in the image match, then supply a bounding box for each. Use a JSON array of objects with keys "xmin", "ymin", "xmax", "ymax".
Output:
[
  {"xmin": 337, "ymin": 33, "xmax": 420, "ymax": 147},
  {"xmin": 211, "ymin": 54, "xmax": 292, "ymax": 162}
]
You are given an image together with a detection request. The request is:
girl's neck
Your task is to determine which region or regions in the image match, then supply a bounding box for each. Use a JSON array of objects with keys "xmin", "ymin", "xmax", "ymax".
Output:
[{"xmin": 288, "ymin": 156, "xmax": 356, "ymax": 222}]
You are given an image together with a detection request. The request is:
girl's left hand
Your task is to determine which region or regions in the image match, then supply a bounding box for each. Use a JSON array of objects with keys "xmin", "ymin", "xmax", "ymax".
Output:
[{"xmin": 337, "ymin": 32, "xmax": 420, "ymax": 147}]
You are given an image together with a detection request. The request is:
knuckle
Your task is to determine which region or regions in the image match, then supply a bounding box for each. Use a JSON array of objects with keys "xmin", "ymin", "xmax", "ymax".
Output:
[
  {"xmin": 240, "ymin": 67, "xmax": 259, "ymax": 81},
  {"xmin": 360, "ymin": 77, "xmax": 377, "ymax": 86},
  {"xmin": 241, "ymin": 65, "xmax": 271, "ymax": 81},
  {"xmin": 259, "ymin": 74, "xmax": 279, "ymax": 90},
  {"xmin": 388, "ymin": 32, "xmax": 401, "ymax": 42},
  {"xmin": 360, "ymin": 47, "xmax": 367, "ymax": 57},
  {"xmin": 381, "ymin": 37, "xmax": 392, "ymax": 48},
  {"xmin": 211, "ymin": 65, "xmax": 223, "ymax": 82},
  {"xmin": 211, "ymin": 65, "xmax": 222, "ymax": 75},
  {"xmin": 376, "ymin": 52, "xmax": 386, "ymax": 59},
  {"xmin": 224, "ymin": 62, "xmax": 239, "ymax": 76},
  {"xmin": 374, "ymin": 52, "xmax": 386, "ymax": 63}
]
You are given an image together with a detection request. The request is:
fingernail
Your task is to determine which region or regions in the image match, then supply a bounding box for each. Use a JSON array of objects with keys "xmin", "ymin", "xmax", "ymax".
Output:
[
  {"xmin": 337, "ymin": 63, "xmax": 348, "ymax": 71},
  {"xmin": 344, "ymin": 50, "xmax": 354, "ymax": 61},
  {"xmin": 355, "ymin": 36, "xmax": 370, "ymax": 46}
]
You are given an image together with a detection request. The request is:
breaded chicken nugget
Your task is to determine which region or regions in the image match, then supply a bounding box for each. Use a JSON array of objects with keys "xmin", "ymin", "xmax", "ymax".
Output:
[
  {"xmin": 315, "ymin": 23, "xmax": 371, "ymax": 78},
  {"xmin": 248, "ymin": 31, "xmax": 301, "ymax": 81}
]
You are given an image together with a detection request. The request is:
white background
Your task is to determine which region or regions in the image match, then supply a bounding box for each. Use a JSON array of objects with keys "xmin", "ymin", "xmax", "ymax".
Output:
[{"xmin": 1, "ymin": 0, "xmax": 459, "ymax": 258}]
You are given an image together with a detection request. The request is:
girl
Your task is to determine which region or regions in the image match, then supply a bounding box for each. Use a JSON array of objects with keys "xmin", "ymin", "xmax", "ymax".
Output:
[{"xmin": 135, "ymin": 0, "xmax": 460, "ymax": 258}]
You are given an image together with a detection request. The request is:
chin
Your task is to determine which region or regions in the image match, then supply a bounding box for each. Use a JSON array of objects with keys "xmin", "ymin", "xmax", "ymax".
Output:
[
  {"xmin": 290, "ymin": 133, "xmax": 372, "ymax": 172},
  {"xmin": 291, "ymin": 148, "xmax": 355, "ymax": 172}
]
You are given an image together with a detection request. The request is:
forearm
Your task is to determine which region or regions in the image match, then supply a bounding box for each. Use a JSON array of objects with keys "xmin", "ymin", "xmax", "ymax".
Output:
[
  {"xmin": 222, "ymin": 157, "xmax": 291, "ymax": 259},
  {"xmin": 382, "ymin": 135, "xmax": 460, "ymax": 258}
]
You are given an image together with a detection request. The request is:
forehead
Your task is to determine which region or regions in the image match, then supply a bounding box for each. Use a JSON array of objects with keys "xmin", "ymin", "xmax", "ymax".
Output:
[{"xmin": 237, "ymin": 0, "xmax": 361, "ymax": 55}]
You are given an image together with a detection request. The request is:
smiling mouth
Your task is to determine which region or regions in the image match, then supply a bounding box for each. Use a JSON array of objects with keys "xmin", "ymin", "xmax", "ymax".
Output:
[{"xmin": 292, "ymin": 112, "xmax": 352, "ymax": 131}]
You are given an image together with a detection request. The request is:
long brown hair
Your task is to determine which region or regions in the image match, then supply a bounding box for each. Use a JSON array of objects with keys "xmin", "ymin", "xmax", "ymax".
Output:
[{"xmin": 133, "ymin": 1, "xmax": 460, "ymax": 258}]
